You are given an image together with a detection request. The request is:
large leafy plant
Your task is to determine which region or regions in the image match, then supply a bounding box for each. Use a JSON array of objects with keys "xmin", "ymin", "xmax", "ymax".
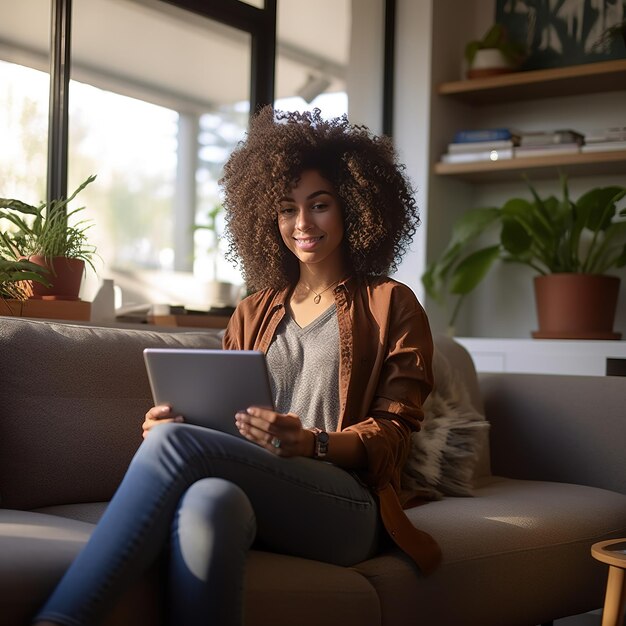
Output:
[
  {"xmin": 0, "ymin": 175, "xmax": 98, "ymax": 272},
  {"xmin": 423, "ymin": 176, "xmax": 626, "ymax": 328}
]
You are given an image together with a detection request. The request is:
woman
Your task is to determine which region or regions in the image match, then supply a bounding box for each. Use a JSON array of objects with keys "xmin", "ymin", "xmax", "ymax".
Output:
[{"xmin": 34, "ymin": 107, "xmax": 440, "ymax": 626}]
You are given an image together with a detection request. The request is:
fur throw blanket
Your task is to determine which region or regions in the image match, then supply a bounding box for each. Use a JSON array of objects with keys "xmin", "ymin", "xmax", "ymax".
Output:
[{"xmin": 401, "ymin": 347, "xmax": 489, "ymax": 499}]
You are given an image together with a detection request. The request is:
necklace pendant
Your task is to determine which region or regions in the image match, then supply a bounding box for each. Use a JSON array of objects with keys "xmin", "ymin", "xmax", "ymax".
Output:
[{"xmin": 313, "ymin": 294, "xmax": 321, "ymax": 304}]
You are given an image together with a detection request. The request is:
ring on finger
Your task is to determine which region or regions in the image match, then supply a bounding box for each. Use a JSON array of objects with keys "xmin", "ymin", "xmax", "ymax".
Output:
[{"xmin": 270, "ymin": 437, "xmax": 282, "ymax": 449}]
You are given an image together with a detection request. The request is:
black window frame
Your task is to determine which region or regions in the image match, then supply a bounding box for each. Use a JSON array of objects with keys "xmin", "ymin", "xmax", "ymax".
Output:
[{"xmin": 46, "ymin": 0, "xmax": 394, "ymax": 203}]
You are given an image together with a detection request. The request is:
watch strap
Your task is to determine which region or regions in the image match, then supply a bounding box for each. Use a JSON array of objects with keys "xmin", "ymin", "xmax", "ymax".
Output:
[{"xmin": 311, "ymin": 428, "xmax": 329, "ymax": 459}]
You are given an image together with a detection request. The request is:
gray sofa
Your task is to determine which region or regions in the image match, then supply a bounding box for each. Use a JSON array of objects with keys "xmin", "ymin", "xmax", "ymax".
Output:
[{"xmin": 1, "ymin": 315, "xmax": 625, "ymax": 626}]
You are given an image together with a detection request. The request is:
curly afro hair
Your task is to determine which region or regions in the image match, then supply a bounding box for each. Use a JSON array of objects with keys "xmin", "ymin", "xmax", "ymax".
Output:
[{"xmin": 220, "ymin": 106, "xmax": 420, "ymax": 292}]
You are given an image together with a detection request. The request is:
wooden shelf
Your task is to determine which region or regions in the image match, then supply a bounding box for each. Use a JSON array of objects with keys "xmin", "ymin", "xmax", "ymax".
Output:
[
  {"xmin": 438, "ymin": 59, "xmax": 626, "ymax": 105},
  {"xmin": 1, "ymin": 298, "xmax": 91, "ymax": 321},
  {"xmin": 434, "ymin": 149, "xmax": 626, "ymax": 183}
]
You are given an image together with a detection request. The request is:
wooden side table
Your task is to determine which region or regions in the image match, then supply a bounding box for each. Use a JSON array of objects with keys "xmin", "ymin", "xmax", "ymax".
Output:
[{"xmin": 592, "ymin": 539, "xmax": 626, "ymax": 626}]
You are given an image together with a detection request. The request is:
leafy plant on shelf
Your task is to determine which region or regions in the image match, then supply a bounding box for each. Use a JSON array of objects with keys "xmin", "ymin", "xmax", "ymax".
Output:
[
  {"xmin": 464, "ymin": 23, "xmax": 526, "ymax": 67},
  {"xmin": 422, "ymin": 175, "xmax": 626, "ymax": 329},
  {"xmin": 0, "ymin": 175, "xmax": 98, "ymax": 272},
  {"xmin": 0, "ymin": 257, "xmax": 50, "ymax": 301}
]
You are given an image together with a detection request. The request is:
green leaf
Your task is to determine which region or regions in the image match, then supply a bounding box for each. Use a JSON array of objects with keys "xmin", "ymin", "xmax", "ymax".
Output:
[
  {"xmin": 464, "ymin": 41, "xmax": 481, "ymax": 64},
  {"xmin": 482, "ymin": 24, "xmax": 504, "ymax": 48},
  {"xmin": 422, "ymin": 207, "xmax": 500, "ymax": 302},
  {"xmin": 580, "ymin": 188, "xmax": 626, "ymax": 272},
  {"xmin": 585, "ymin": 221, "xmax": 626, "ymax": 273},
  {"xmin": 578, "ymin": 187, "xmax": 625, "ymax": 232},
  {"xmin": 500, "ymin": 197, "xmax": 555, "ymax": 269},
  {"xmin": 500, "ymin": 210, "xmax": 532, "ymax": 255},
  {"xmin": 0, "ymin": 257, "xmax": 51, "ymax": 292},
  {"xmin": 449, "ymin": 245, "xmax": 501, "ymax": 295},
  {"xmin": 449, "ymin": 206, "xmax": 501, "ymax": 245},
  {"xmin": 0, "ymin": 198, "xmax": 40, "ymax": 215}
]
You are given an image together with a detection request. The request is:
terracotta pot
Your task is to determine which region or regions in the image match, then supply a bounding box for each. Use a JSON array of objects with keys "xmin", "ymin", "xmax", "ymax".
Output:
[
  {"xmin": 532, "ymin": 273, "xmax": 621, "ymax": 340},
  {"xmin": 27, "ymin": 256, "xmax": 85, "ymax": 300}
]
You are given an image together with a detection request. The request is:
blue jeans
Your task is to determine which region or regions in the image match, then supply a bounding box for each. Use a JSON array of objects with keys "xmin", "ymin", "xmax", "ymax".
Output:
[{"xmin": 35, "ymin": 423, "xmax": 380, "ymax": 626}]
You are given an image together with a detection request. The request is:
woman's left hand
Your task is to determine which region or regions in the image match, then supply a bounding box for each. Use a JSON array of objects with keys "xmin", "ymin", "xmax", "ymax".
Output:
[{"xmin": 235, "ymin": 407, "xmax": 314, "ymax": 457}]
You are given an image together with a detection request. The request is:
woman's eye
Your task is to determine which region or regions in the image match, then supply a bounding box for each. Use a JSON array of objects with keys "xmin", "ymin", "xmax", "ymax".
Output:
[
  {"xmin": 278, "ymin": 207, "xmax": 295, "ymax": 215},
  {"xmin": 312, "ymin": 203, "xmax": 327, "ymax": 211}
]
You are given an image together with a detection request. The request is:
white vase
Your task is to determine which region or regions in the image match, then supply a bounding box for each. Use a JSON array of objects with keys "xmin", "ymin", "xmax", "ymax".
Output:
[
  {"xmin": 467, "ymin": 49, "xmax": 514, "ymax": 78},
  {"xmin": 90, "ymin": 278, "xmax": 116, "ymax": 323}
]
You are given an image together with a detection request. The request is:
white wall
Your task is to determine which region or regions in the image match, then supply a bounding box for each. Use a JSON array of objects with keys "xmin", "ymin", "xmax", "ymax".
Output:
[{"xmin": 390, "ymin": 0, "xmax": 433, "ymax": 301}]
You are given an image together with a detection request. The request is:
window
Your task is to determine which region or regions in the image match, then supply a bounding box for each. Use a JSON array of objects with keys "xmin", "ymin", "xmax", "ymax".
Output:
[
  {"xmin": 4, "ymin": 0, "xmax": 391, "ymax": 312},
  {"xmin": 68, "ymin": 0, "xmax": 252, "ymax": 307},
  {"xmin": 0, "ymin": 1, "xmax": 51, "ymax": 202}
]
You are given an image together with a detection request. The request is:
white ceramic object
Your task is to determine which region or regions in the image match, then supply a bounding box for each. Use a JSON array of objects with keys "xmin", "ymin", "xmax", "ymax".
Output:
[
  {"xmin": 466, "ymin": 48, "xmax": 515, "ymax": 79},
  {"xmin": 471, "ymin": 48, "xmax": 511, "ymax": 70}
]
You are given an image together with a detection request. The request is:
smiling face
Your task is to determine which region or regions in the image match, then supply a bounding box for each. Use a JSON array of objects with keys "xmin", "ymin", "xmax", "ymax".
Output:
[{"xmin": 276, "ymin": 169, "xmax": 345, "ymax": 275}]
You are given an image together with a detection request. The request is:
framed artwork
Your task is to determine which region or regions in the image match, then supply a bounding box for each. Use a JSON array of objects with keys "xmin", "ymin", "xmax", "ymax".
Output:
[{"xmin": 496, "ymin": 0, "xmax": 626, "ymax": 70}]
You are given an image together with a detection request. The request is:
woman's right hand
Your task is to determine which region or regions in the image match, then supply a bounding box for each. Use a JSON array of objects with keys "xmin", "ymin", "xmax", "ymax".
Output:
[{"xmin": 142, "ymin": 405, "xmax": 184, "ymax": 439}]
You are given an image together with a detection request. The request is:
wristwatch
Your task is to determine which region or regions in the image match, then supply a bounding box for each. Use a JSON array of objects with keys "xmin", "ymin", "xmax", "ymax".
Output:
[{"xmin": 311, "ymin": 428, "xmax": 329, "ymax": 459}]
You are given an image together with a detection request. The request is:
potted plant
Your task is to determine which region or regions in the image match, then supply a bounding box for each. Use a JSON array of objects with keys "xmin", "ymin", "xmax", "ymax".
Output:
[
  {"xmin": 464, "ymin": 23, "xmax": 526, "ymax": 79},
  {"xmin": 0, "ymin": 257, "xmax": 51, "ymax": 312},
  {"xmin": 423, "ymin": 175, "xmax": 626, "ymax": 339},
  {"xmin": 0, "ymin": 175, "xmax": 98, "ymax": 300}
]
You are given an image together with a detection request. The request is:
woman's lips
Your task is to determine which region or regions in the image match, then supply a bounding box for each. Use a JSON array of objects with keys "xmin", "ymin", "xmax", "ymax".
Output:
[{"xmin": 294, "ymin": 236, "xmax": 323, "ymax": 250}]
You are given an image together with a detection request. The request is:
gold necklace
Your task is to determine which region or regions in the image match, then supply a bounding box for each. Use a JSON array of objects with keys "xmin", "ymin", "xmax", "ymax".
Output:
[{"xmin": 302, "ymin": 278, "xmax": 342, "ymax": 304}]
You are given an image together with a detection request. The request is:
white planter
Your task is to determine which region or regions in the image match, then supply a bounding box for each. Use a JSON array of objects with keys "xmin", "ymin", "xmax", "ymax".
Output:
[{"xmin": 467, "ymin": 49, "xmax": 514, "ymax": 78}]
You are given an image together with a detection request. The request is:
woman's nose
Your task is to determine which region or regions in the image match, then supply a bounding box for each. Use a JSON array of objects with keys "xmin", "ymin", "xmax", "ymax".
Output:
[{"xmin": 295, "ymin": 208, "xmax": 312, "ymax": 231}]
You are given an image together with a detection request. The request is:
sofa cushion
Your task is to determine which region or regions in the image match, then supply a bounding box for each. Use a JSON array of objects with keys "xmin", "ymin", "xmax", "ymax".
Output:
[
  {"xmin": 481, "ymin": 372, "xmax": 626, "ymax": 495},
  {"xmin": 0, "ymin": 509, "xmax": 380, "ymax": 626},
  {"xmin": 354, "ymin": 476, "xmax": 626, "ymax": 626},
  {"xmin": 0, "ymin": 317, "xmax": 222, "ymax": 510},
  {"xmin": 244, "ymin": 551, "xmax": 380, "ymax": 626}
]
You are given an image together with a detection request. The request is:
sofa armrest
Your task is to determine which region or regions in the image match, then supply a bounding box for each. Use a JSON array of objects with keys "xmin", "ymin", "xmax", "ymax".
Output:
[{"xmin": 479, "ymin": 372, "xmax": 626, "ymax": 495}]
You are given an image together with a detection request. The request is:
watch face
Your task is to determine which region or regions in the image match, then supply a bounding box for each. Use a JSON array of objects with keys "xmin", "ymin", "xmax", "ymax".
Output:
[{"xmin": 318, "ymin": 431, "xmax": 330, "ymax": 444}]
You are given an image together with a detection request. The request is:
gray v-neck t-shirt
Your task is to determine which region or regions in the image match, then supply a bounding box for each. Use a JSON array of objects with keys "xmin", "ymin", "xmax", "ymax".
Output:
[{"xmin": 265, "ymin": 304, "xmax": 340, "ymax": 433}]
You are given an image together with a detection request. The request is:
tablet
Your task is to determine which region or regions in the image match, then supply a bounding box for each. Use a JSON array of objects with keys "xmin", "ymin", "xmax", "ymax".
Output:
[{"xmin": 143, "ymin": 348, "xmax": 274, "ymax": 437}]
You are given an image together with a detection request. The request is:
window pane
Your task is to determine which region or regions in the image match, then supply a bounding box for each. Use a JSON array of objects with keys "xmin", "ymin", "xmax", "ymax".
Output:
[
  {"xmin": 69, "ymin": 0, "xmax": 251, "ymax": 309},
  {"xmin": 275, "ymin": 0, "xmax": 349, "ymax": 117},
  {"xmin": 0, "ymin": 0, "xmax": 51, "ymax": 201}
]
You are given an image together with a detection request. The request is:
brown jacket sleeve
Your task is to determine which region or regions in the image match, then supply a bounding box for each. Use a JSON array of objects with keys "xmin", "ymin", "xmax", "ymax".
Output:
[{"xmin": 344, "ymin": 283, "xmax": 434, "ymax": 494}]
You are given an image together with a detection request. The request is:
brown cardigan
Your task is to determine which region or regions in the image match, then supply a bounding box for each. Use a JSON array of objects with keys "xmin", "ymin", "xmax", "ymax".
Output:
[{"xmin": 223, "ymin": 276, "xmax": 442, "ymax": 573}]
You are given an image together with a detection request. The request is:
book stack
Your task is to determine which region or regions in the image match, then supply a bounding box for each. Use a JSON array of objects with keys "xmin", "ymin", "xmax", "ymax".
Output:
[
  {"xmin": 514, "ymin": 129, "xmax": 584, "ymax": 158},
  {"xmin": 581, "ymin": 127, "xmax": 626, "ymax": 153},
  {"xmin": 441, "ymin": 128, "xmax": 518, "ymax": 164}
]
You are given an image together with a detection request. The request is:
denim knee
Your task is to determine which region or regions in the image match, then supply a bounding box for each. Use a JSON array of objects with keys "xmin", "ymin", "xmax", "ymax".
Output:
[{"xmin": 174, "ymin": 478, "xmax": 256, "ymax": 581}]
